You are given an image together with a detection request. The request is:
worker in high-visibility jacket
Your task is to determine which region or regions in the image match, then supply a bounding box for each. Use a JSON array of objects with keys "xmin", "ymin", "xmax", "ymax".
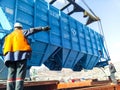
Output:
[{"xmin": 3, "ymin": 22, "xmax": 50, "ymax": 90}]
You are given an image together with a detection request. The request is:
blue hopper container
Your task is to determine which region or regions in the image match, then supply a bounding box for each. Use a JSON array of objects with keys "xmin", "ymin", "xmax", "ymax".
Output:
[{"xmin": 0, "ymin": 0, "xmax": 110, "ymax": 72}]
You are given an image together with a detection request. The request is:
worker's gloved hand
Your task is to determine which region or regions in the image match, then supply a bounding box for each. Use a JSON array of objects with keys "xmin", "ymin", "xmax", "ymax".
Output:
[{"xmin": 42, "ymin": 26, "xmax": 50, "ymax": 31}]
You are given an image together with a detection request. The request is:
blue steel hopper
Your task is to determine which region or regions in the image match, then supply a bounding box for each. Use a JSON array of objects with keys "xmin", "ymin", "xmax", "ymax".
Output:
[{"xmin": 0, "ymin": 0, "xmax": 110, "ymax": 72}]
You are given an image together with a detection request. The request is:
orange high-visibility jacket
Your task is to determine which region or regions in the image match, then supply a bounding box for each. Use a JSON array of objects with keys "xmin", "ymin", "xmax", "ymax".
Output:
[{"xmin": 3, "ymin": 29, "xmax": 31, "ymax": 55}]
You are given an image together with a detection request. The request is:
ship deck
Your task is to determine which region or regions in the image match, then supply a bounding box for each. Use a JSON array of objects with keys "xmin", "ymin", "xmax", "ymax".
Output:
[{"xmin": 0, "ymin": 80, "xmax": 120, "ymax": 90}]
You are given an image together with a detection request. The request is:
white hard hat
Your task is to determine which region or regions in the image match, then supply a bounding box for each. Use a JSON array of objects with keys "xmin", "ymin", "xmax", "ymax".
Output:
[{"xmin": 14, "ymin": 22, "xmax": 23, "ymax": 28}]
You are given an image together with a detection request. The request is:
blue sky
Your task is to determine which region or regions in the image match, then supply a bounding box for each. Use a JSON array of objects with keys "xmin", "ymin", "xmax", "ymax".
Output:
[{"xmin": 46, "ymin": 0, "xmax": 120, "ymax": 62}]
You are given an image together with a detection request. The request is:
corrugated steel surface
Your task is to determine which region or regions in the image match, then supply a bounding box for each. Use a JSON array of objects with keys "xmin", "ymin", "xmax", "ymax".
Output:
[{"xmin": 0, "ymin": 0, "xmax": 109, "ymax": 72}]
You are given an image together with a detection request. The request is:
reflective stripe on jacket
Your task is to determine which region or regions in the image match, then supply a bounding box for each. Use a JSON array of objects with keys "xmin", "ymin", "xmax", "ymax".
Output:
[{"xmin": 3, "ymin": 29, "xmax": 31, "ymax": 55}]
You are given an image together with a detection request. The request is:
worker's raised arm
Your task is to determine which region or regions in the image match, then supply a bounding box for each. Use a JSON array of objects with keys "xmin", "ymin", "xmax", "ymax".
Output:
[
  {"xmin": 23, "ymin": 26, "xmax": 50, "ymax": 37},
  {"xmin": 33, "ymin": 26, "xmax": 50, "ymax": 31}
]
